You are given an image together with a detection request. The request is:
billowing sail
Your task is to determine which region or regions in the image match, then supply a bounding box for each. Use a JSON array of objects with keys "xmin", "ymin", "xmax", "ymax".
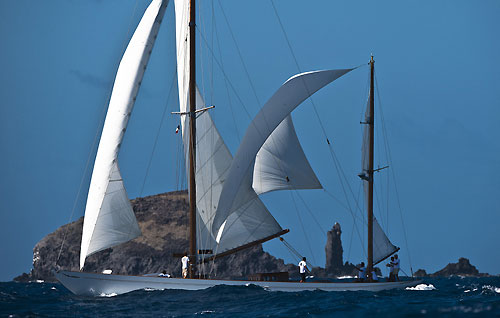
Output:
[
  {"xmin": 213, "ymin": 69, "xmax": 353, "ymax": 234},
  {"xmin": 182, "ymin": 88, "xmax": 283, "ymax": 254},
  {"xmin": 80, "ymin": 0, "xmax": 169, "ymax": 269},
  {"xmin": 253, "ymin": 115, "xmax": 322, "ymax": 195},
  {"xmin": 373, "ymin": 218, "xmax": 399, "ymax": 265},
  {"xmin": 173, "ymin": 0, "xmax": 282, "ymax": 254}
]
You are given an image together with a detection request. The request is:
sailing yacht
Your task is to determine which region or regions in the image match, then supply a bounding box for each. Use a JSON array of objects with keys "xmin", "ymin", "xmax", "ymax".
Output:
[{"xmin": 55, "ymin": 0, "xmax": 420, "ymax": 295}]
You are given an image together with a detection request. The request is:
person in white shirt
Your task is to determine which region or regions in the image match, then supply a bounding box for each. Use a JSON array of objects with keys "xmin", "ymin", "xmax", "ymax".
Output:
[
  {"xmin": 181, "ymin": 254, "xmax": 189, "ymax": 278},
  {"xmin": 298, "ymin": 257, "xmax": 309, "ymax": 282},
  {"xmin": 371, "ymin": 270, "xmax": 378, "ymax": 281},
  {"xmin": 392, "ymin": 254, "xmax": 400, "ymax": 281}
]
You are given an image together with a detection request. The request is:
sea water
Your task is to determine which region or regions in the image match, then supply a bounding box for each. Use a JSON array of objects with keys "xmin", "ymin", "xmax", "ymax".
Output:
[{"xmin": 1, "ymin": 277, "xmax": 499, "ymax": 317}]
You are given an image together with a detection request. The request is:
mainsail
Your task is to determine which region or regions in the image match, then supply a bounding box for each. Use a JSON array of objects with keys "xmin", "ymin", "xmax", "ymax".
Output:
[
  {"xmin": 213, "ymin": 69, "xmax": 353, "ymax": 235},
  {"xmin": 79, "ymin": 0, "xmax": 169, "ymax": 269}
]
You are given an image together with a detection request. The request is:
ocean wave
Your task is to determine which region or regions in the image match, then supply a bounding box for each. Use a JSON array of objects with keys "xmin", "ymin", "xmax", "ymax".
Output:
[
  {"xmin": 99, "ymin": 292, "xmax": 118, "ymax": 297},
  {"xmin": 405, "ymin": 284, "xmax": 436, "ymax": 291},
  {"xmin": 482, "ymin": 285, "xmax": 500, "ymax": 293}
]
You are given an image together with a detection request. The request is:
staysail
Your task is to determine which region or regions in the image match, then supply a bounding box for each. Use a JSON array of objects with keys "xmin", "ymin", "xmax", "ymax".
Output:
[
  {"xmin": 213, "ymin": 69, "xmax": 353, "ymax": 235},
  {"xmin": 180, "ymin": 87, "xmax": 284, "ymax": 254},
  {"xmin": 373, "ymin": 217, "xmax": 399, "ymax": 265},
  {"xmin": 79, "ymin": 0, "xmax": 169, "ymax": 269},
  {"xmin": 253, "ymin": 115, "xmax": 322, "ymax": 195}
]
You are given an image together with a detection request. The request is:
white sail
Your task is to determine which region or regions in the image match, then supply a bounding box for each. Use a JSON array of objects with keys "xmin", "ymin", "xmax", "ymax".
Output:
[
  {"xmin": 184, "ymin": 89, "xmax": 283, "ymax": 254},
  {"xmin": 253, "ymin": 115, "xmax": 321, "ymax": 195},
  {"xmin": 173, "ymin": 0, "xmax": 282, "ymax": 255},
  {"xmin": 373, "ymin": 218, "xmax": 398, "ymax": 264},
  {"xmin": 174, "ymin": 0, "xmax": 190, "ymax": 137},
  {"xmin": 80, "ymin": 0, "xmax": 169, "ymax": 269},
  {"xmin": 213, "ymin": 69, "xmax": 353, "ymax": 234}
]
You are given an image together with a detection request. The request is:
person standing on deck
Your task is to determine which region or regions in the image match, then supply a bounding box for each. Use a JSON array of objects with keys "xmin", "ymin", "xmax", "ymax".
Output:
[
  {"xmin": 181, "ymin": 254, "xmax": 189, "ymax": 278},
  {"xmin": 357, "ymin": 262, "xmax": 366, "ymax": 282},
  {"xmin": 298, "ymin": 257, "xmax": 309, "ymax": 282},
  {"xmin": 387, "ymin": 256, "xmax": 395, "ymax": 281},
  {"xmin": 393, "ymin": 254, "xmax": 400, "ymax": 281}
]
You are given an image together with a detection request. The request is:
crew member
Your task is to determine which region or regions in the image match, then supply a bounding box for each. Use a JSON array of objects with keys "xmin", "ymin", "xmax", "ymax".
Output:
[
  {"xmin": 181, "ymin": 254, "xmax": 189, "ymax": 278},
  {"xmin": 393, "ymin": 254, "xmax": 400, "ymax": 281},
  {"xmin": 358, "ymin": 262, "xmax": 366, "ymax": 282},
  {"xmin": 298, "ymin": 257, "xmax": 309, "ymax": 282}
]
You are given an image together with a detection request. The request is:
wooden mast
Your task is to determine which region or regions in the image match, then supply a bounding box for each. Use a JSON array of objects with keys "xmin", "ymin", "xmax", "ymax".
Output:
[
  {"xmin": 188, "ymin": 0, "xmax": 197, "ymax": 278},
  {"xmin": 367, "ymin": 55, "xmax": 375, "ymax": 280}
]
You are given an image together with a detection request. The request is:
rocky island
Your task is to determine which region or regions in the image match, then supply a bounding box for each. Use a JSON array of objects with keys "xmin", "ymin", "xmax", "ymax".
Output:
[
  {"xmin": 414, "ymin": 258, "xmax": 489, "ymax": 277},
  {"xmin": 14, "ymin": 191, "xmax": 487, "ymax": 282},
  {"xmin": 14, "ymin": 191, "xmax": 356, "ymax": 282}
]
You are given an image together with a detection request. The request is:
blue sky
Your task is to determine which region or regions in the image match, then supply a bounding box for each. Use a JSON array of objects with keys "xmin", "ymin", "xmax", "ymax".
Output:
[{"xmin": 0, "ymin": 0, "xmax": 499, "ymax": 281}]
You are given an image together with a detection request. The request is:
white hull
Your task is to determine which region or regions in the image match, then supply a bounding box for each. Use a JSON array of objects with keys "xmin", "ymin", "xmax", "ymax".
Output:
[{"xmin": 55, "ymin": 270, "xmax": 422, "ymax": 296}]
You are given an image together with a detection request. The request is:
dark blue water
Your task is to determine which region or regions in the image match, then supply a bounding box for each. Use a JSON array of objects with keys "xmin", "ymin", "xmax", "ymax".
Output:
[{"xmin": 1, "ymin": 277, "xmax": 500, "ymax": 317}]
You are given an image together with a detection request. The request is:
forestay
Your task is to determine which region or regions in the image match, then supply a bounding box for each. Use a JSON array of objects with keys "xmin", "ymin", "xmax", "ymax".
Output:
[
  {"xmin": 213, "ymin": 69, "xmax": 353, "ymax": 235},
  {"xmin": 79, "ymin": 0, "xmax": 169, "ymax": 270}
]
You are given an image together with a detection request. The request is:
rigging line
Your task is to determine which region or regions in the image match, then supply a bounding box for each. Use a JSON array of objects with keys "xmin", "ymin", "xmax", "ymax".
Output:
[
  {"xmin": 56, "ymin": 0, "xmax": 143, "ymax": 266},
  {"xmin": 270, "ymin": 0, "xmax": 365, "ymax": 140},
  {"xmin": 347, "ymin": 218, "xmax": 356, "ymax": 263},
  {"xmin": 210, "ymin": 0, "xmax": 215, "ymax": 105},
  {"xmin": 197, "ymin": 24, "xmax": 287, "ymax": 149},
  {"xmin": 212, "ymin": 10, "xmax": 241, "ymax": 141},
  {"xmin": 139, "ymin": 70, "xmax": 177, "ymax": 197},
  {"xmin": 327, "ymin": 144, "xmax": 366, "ymax": 257},
  {"xmin": 271, "ymin": 0, "xmax": 371, "ymax": 248},
  {"xmin": 329, "ymin": 143, "xmax": 367, "ymax": 221},
  {"xmin": 271, "ymin": 0, "xmax": 369, "ymax": 231},
  {"xmin": 282, "ymin": 240, "xmax": 302, "ymax": 261},
  {"xmin": 198, "ymin": 25, "xmax": 282, "ymax": 156},
  {"xmin": 196, "ymin": 26, "xmax": 254, "ymax": 122},
  {"xmin": 217, "ymin": 0, "xmax": 261, "ymax": 106},
  {"xmin": 282, "ymin": 238, "xmax": 315, "ymax": 269},
  {"xmin": 294, "ymin": 191, "xmax": 326, "ymax": 235},
  {"xmin": 347, "ymin": 180, "xmax": 362, "ymax": 262},
  {"xmin": 374, "ymin": 72, "xmax": 413, "ymax": 274},
  {"xmin": 323, "ymin": 189, "xmax": 360, "ymax": 222},
  {"xmin": 290, "ymin": 191, "xmax": 317, "ymax": 265}
]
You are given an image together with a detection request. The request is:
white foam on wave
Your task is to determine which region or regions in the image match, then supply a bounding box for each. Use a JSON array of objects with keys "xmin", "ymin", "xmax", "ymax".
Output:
[
  {"xmin": 195, "ymin": 310, "xmax": 215, "ymax": 315},
  {"xmin": 482, "ymin": 285, "xmax": 500, "ymax": 293},
  {"xmin": 143, "ymin": 288, "xmax": 164, "ymax": 292},
  {"xmin": 99, "ymin": 292, "xmax": 118, "ymax": 297},
  {"xmin": 406, "ymin": 284, "xmax": 436, "ymax": 291}
]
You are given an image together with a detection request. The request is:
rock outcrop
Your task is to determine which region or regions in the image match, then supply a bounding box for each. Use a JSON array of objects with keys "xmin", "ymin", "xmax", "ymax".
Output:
[
  {"xmin": 311, "ymin": 223, "xmax": 357, "ymax": 278},
  {"xmin": 14, "ymin": 191, "xmax": 295, "ymax": 282},
  {"xmin": 431, "ymin": 258, "xmax": 488, "ymax": 277},
  {"xmin": 325, "ymin": 223, "xmax": 343, "ymax": 274},
  {"xmin": 413, "ymin": 258, "xmax": 488, "ymax": 277},
  {"xmin": 414, "ymin": 269, "xmax": 428, "ymax": 277}
]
